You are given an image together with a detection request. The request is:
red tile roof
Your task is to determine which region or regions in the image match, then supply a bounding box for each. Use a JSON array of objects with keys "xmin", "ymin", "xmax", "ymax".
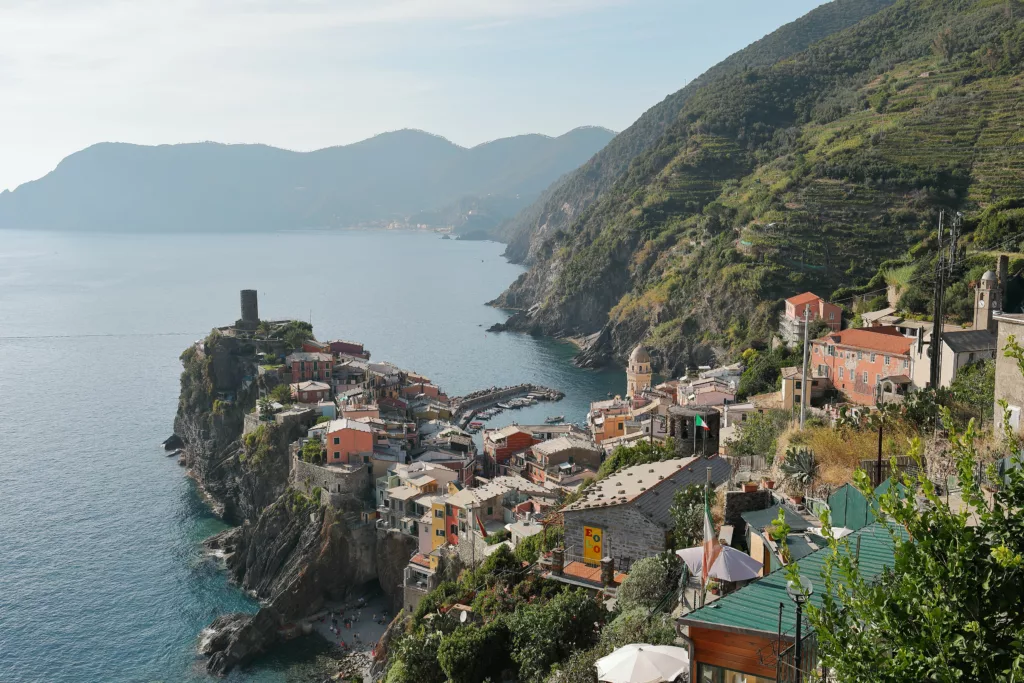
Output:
[
  {"xmin": 786, "ymin": 292, "xmax": 822, "ymax": 307},
  {"xmin": 818, "ymin": 326, "xmax": 913, "ymax": 355}
]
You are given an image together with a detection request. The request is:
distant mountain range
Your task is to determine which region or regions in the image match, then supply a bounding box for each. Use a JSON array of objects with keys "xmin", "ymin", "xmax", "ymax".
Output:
[{"xmin": 0, "ymin": 127, "xmax": 615, "ymax": 232}]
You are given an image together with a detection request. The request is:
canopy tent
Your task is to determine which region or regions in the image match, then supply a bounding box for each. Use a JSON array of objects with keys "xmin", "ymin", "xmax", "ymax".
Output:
[
  {"xmin": 596, "ymin": 643, "xmax": 690, "ymax": 683},
  {"xmin": 676, "ymin": 544, "xmax": 763, "ymax": 583}
]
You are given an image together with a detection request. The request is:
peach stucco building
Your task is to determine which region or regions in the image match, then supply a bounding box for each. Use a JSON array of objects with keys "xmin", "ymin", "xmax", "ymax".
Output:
[{"xmin": 325, "ymin": 418, "xmax": 374, "ymax": 465}]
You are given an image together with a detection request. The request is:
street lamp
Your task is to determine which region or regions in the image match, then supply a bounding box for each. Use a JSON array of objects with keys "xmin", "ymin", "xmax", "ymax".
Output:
[{"xmin": 786, "ymin": 576, "xmax": 814, "ymax": 681}]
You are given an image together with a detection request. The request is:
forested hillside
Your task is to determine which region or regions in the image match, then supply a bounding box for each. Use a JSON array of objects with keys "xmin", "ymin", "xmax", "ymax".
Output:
[
  {"xmin": 0, "ymin": 127, "xmax": 613, "ymax": 233},
  {"xmin": 494, "ymin": 0, "xmax": 1024, "ymax": 374},
  {"xmin": 497, "ymin": 0, "xmax": 899, "ymax": 262}
]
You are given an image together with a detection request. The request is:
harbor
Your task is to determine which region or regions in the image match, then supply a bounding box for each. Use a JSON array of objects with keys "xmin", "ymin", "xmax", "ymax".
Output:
[{"xmin": 452, "ymin": 383, "xmax": 565, "ymax": 432}]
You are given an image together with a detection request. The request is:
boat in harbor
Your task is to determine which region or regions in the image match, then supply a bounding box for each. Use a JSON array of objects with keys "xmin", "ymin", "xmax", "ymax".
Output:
[
  {"xmin": 545, "ymin": 415, "xmax": 564, "ymax": 424},
  {"xmin": 469, "ymin": 421, "xmax": 484, "ymax": 428},
  {"xmin": 497, "ymin": 403, "xmax": 512, "ymax": 410}
]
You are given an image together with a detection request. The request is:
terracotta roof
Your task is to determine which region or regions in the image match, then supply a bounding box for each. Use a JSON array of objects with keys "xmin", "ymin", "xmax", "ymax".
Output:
[
  {"xmin": 786, "ymin": 292, "xmax": 822, "ymax": 307},
  {"xmin": 818, "ymin": 326, "xmax": 913, "ymax": 355}
]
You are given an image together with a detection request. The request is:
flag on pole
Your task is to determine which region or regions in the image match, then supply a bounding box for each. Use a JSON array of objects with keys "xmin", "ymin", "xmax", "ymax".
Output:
[
  {"xmin": 695, "ymin": 414, "xmax": 711, "ymax": 430},
  {"xmin": 701, "ymin": 480, "xmax": 721, "ymax": 588}
]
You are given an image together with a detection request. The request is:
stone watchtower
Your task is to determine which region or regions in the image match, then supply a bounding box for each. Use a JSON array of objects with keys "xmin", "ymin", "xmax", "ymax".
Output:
[
  {"xmin": 974, "ymin": 270, "xmax": 998, "ymax": 334},
  {"xmin": 626, "ymin": 344, "xmax": 652, "ymax": 399},
  {"xmin": 238, "ymin": 289, "xmax": 259, "ymax": 330}
]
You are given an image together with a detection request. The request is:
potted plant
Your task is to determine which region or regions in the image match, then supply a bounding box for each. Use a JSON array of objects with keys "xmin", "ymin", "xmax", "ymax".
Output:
[
  {"xmin": 762, "ymin": 477, "xmax": 775, "ymax": 490},
  {"xmin": 781, "ymin": 446, "xmax": 818, "ymax": 503},
  {"xmin": 708, "ymin": 579, "xmax": 721, "ymax": 595},
  {"xmin": 742, "ymin": 480, "xmax": 759, "ymax": 493}
]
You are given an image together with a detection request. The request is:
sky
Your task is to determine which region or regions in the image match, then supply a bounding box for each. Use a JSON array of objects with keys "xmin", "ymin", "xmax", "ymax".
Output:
[{"xmin": 0, "ymin": 0, "xmax": 829, "ymax": 191}]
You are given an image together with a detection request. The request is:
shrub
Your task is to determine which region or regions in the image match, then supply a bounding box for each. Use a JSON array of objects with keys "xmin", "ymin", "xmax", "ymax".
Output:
[
  {"xmin": 508, "ymin": 589, "xmax": 604, "ymax": 682},
  {"xmin": 616, "ymin": 553, "xmax": 682, "ymax": 613}
]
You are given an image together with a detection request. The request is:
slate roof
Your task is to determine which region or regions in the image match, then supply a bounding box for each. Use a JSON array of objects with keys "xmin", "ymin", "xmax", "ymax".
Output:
[
  {"xmin": 563, "ymin": 457, "xmax": 731, "ymax": 529},
  {"xmin": 531, "ymin": 436, "xmax": 599, "ymax": 457},
  {"xmin": 943, "ymin": 329, "xmax": 996, "ymax": 354},
  {"xmin": 680, "ymin": 522, "xmax": 901, "ymax": 638},
  {"xmin": 741, "ymin": 504, "xmax": 811, "ymax": 533}
]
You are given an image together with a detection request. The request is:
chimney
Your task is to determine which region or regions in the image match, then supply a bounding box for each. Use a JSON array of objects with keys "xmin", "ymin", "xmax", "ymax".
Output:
[
  {"xmin": 550, "ymin": 547, "xmax": 564, "ymax": 576},
  {"xmin": 601, "ymin": 556, "xmax": 615, "ymax": 586}
]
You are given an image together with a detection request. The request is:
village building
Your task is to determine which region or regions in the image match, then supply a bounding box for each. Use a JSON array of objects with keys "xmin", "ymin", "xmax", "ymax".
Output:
[
  {"xmin": 324, "ymin": 418, "xmax": 374, "ymax": 466},
  {"xmin": 810, "ymin": 326, "xmax": 914, "ymax": 405},
  {"xmin": 588, "ymin": 397, "xmax": 632, "ymax": 444},
  {"xmin": 449, "ymin": 476, "xmax": 557, "ymax": 565},
  {"xmin": 327, "ymin": 339, "xmax": 371, "ymax": 359},
  {"xmin": 779, "ymin": 292, "xmax": 842, "ymax": 345},
  {"xmin": 340, "ymin": 403, "xmax": 380, "ymax": 420},
  {"xmin": 289, "ymin": 380, "xmax": 331, "ymax": 404},
  {"xmin": 665, "ymin": 406, "xmax": 722, "ymax": 456},
  {"xmin": 778, "ymin": 366, "xmax": 828, "ymax": 412},
  {"xmin": 909, "ymin": 328, "xmax": 997, "ymax": 390},
  {"xmin": 508, "ymin": 436, "xmax": 603, "ymax": 486},
  {"xmin": 483, "ymin": 425, "xmax": 540, "ymax": 477},
  {"xmin": 415, "ymin": 449, "xmax": 476, "ymax": 486},
  {"xmin": 626, "ymin": 344, "xmax": 653, "ymax": 399},
  {"xmin": 677, "ymin": 377, "xmax": 737, "ymax": 408},
  {"xmin": 561, "ymin": 456, "xmax": 731, "ymax": 571},
  {"xmin": 286, "ymin": 351, "xmax": 334, "ymax": 383}
]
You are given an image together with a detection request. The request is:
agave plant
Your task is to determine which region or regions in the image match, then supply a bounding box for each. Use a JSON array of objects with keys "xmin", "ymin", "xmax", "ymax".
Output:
[{"xmin": 781, "ymin": 446, "xmax": 818, "ymax": 487}]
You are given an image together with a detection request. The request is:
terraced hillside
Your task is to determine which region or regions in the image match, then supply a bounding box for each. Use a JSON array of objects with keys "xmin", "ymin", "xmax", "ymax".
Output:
[{"xmin": 494, "ymin": 0, "xmax": 1024, "ymax": 373}]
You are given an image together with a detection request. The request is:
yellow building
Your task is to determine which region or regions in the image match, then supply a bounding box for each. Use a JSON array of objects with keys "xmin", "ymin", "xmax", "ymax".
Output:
[{"xmin": 626, "ymin": 344, "xmax": 652, "ymax": 399}]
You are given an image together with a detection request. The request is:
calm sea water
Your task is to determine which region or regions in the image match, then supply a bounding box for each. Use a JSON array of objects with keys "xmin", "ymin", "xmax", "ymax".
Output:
[{"xmin": 0, "ymin": 229, "xmax": 623, "ymax": 682}]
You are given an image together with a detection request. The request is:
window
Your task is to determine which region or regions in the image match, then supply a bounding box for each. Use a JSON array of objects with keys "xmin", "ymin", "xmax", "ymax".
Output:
[
  {"xmin": 829, "ymin": 312, "xmax": 835, "ymax": 320},
  {"xmin": 876, "ymin": 374, "xmax": 881, "ymax": 384},
  {"xmin": 863, "ymin": 371, "xmax": 869, "ymax": 383},
  {"xmin": 435, "ymin": 529, "xmax": 444, "ymax": 537},
  {"xmin": 333, "ymin": 437, "xmax": 340, "ymax": 445},
  {"xmin": 434, "ymin": 509, "xmax": 443, "ymax": 518},
  {"xmin": 839, "ymin": 367, "xmax": 844, "ymax": 379},
  {"xmin": 903, "ymin": 359, "xmax": 909, "ymax": 369},
  {"xmin": 446, "ymin": 504, "xmax": 453, "ymax": 516},
  {"xmin": 858, "ymin": 351, "xmax": 863, "ymax": 360},
  {"xmin": 795, "ymin": 380, "xmax": 802, "ymax": 390},
  {"xmin": 459, "ymin": 522, "xmax": 466, "ymax": 533},
  {"xmin": 870, "ymin": 353, "xmax": 877, "ymax": 363},
  {"xmin": 487, "ymin": 506, "xmax": 493, "ymax": 515},
  {"xmin": 885, "ymin": 356, "xmax": 891, "ymax": 365},
  {"xmin": 450, "ymin": 524, "xmax": 457, "ymax": 535}
]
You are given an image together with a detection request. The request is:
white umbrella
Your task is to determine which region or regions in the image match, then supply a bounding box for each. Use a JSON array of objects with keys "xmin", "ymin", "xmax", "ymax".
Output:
[
  {"xmin": 595, "ymin": 643, "xmax": 690, "ymax": 683},
  {"xmin": 675, "ymin": 545, "xmax": 763, "ymax": 582}
]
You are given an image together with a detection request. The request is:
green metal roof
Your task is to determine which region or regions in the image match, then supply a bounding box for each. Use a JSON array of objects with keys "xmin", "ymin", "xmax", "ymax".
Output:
[
  {"xmin": 680, "ymin": 522, "xmax": 900, "ymax": 638},
  {"xmin": 827, "ymin": 484, "xmax": 876, "ymax": 531},
  {"xmin": 741, "ymin": 504, "xmax": 810, "ymax": 533}
]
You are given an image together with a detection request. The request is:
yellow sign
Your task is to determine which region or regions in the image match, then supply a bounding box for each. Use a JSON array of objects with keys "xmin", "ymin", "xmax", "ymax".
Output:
[{"xmin": 583, "ymin": 526, "xmax": 604, "ymax": 565}]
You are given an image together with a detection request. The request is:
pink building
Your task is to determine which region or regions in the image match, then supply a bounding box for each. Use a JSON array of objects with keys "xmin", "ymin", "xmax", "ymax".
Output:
[
  {"xmin": 290, "ymin": 380, "xmax": 331, "ymax": 404},
  {"xmin": 286, "ymin": 352, "xmax": 334, "ymax": 383},
  {"xmin": 784, "ymin": 292, "xmax": 843, "ymax": 331},
  {"xmin": 325, "ymin": 418, "xmax": 374, "ymax": 466},
  {"xmin": 811, "ymin": 326, "xmax": 914, "ymax": 405}
]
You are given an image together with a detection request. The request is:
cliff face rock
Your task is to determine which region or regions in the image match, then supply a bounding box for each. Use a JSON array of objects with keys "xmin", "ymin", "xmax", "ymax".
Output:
[
  {"xmin": 202, "ymin": 493, "xmax": 379, "ymax": 675},
  {"xmin": 375, "ymin": 531, "xmax": 419, "ymax": 613},
  {"xmin": 175, "ymin": 332, "xmax": 293, "ymax": 523}
]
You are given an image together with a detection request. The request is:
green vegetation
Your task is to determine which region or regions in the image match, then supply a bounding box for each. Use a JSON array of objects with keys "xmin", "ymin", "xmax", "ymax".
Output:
[
  {"xmin": 504, "ymin": 0, "xmax": 1024, "ymax": 372},
  {"xmin": 514, "ymin": 525, "xmax": 564, "ymax": 564},
  {"xmin": 726, "ymin": 409, "xmax": 791, "ymax": 462},
  {"xmin": 269, "ymin": 384, "xmax": 292, "ymax": 404},
  {"xmin": 615, "ymin": 553, "xmax": 682, "ymax": 613},
  {"xmin": 597, "ymin": 439, "xmax": 677, "ymax": 479},
  {"xmin": 738, "ymin": 347, "xmax": 800, "ymax": 398},
  {"xmin": 484, "ymin": 529, "xmax": 511, "ymax": 546},
  {"xmin": 946, "ymin": 358, "xmax": 997, "ymax": 423},
  {"xmin": 240, "ymin": 424, "xmax": 276, "ymax": 468},
  {"xmin": 669, "ymin": 484, "xmax": 705, "ymax": 548},
  {"xmin": 301, "ymin": 438, "xmax": 324, "ymax": 463},
  {"xmin": 315, "ymin": 415, "xmax": 331, "ymax": 425}
]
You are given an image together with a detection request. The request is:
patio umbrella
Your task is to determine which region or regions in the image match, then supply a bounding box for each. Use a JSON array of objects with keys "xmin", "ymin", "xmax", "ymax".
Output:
[
  {"xmin": 595, "ymin": 643, "xmax": 690, "ymax": 683},
  {"xmin": 676, "ymin": 545, "xmax": 763, "ymax": 582}
]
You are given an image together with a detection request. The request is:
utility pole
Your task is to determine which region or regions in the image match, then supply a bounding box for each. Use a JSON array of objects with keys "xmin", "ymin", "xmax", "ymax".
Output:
[
  {"xmin": 799, "ymin": 304, "xmax": 811, "ymax": 429},
  {"xmin": 929, "ymin": 211, "xmax": 945, "ymax": 389}
]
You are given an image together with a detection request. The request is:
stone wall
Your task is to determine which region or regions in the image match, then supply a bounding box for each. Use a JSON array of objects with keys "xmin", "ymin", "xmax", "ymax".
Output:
[
  {"xmin": 291, "ymin": 455, "xmax": 370, "ymax": 502},
  {"xmin": 376, "ymin": 530, "xmax": 419, "ymax": 613},
  {"xmin": 723, "ymin": 489, "xmax": 772, "ymax": 546},
  {"xmin": 562, "ymin": 505, "xmax": 665, "ymax": 567},
  {"xmin": 995, "ymin": 316, "xmax": 1024, "ymax": 438}
]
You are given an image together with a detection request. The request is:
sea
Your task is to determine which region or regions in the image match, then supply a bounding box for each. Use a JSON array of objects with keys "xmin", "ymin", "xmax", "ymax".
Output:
[{"xmin": 0, "ymin": 229, "xmax": 624, "ymax": 683}]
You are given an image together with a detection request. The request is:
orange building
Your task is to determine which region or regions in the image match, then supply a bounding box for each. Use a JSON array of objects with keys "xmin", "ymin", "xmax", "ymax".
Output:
[
  {"xmin": 784, "ymin": 292, "xmax": 843, "ymax": 331},
  {"xmin": 325, "ymin": 418, "xmax": 374, "ymax": 465},
  {"xmin": 482, "ymin": 426, "xmax": 539, "ymax": 477},
  {"xmin": 286, "ymin": 352, "xmax": 334, "ymax": 383},
  {"xmin": 811, "ymin": 326, "xmax": 913, "ymax": 405}
]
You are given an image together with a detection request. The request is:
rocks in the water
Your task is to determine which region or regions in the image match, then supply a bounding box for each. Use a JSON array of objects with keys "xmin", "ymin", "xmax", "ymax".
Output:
[
  {"xmin": 163, "ymin": 434, "xmax": 184, "ymax": 451},
  {"xmin": 202, "ymin": 609, "xmax": 282, "ymax": 676}
]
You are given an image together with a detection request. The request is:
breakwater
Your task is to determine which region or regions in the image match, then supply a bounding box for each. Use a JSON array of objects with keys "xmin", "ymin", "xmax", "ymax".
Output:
[{"xmin": 452, "ymin": 383, "xmax": 564, "ymax": 427}]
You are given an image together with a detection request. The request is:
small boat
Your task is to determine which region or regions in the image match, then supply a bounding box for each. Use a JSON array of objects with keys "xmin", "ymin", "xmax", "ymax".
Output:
[
  {"xmin": 167, "ymin": 448, "xmax": 182, "ymax": 458},
  {"xmin": 469, "ymin": 421, "xmax": 484, "ymax": 428},
  {"xmin": 497, "ymin": 403, "xmax": 511, "ymax": 410},
  {"xmin": 545, "ymin": 416, "xmax": 564, "ymax": 424}
]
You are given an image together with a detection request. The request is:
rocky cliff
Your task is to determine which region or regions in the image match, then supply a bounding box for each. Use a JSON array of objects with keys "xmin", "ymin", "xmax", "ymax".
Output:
[{"xmin": 175, "ymin": 329, "xmax": 381, "ymax": 675}]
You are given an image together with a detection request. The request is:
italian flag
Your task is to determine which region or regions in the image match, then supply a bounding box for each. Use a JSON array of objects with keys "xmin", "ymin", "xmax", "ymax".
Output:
[
  {"xmin": 701, "ymin": 483, "xmax": 721, "ymax": 587},
  {"xmin": 695, "ymin": 414, "xmax": 710, "ymax": 430}
]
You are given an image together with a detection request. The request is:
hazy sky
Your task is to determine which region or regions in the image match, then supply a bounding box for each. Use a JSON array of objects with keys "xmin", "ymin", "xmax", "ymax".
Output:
[{"xmin": 0, "ymin": 0, "xmax": 828, "ymax": 191}]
